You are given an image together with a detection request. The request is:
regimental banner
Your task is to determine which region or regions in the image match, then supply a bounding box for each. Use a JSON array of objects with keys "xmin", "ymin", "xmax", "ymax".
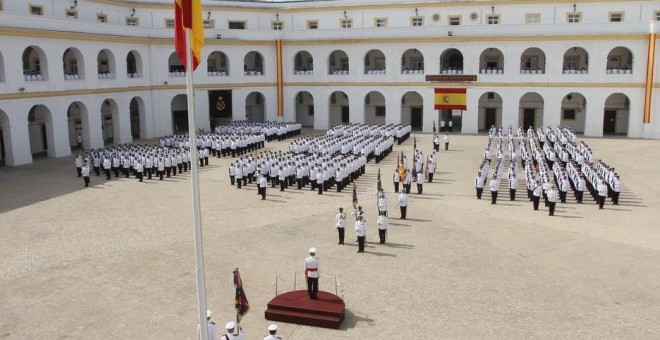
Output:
[
  {"xmin": 434, "ymin": 88, "xmax": 467, "ymax": 110},
  {"xmin": 208, "ymin": 90, "xmax": 232, "ymax": 118}
]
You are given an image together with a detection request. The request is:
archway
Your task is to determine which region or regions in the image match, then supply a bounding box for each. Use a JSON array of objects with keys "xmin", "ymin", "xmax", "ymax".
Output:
[
  {"xmin": 294, "ymin": 51, "xmax": 313, "ymax": 74},
  {"xmin": 401, "ymin": 49, "xmax": 424, "ymax": 74},
  {"xmin": 603, "ymin": 93, "xmax": 629, "ymax": 135},
  {"xmin": 245, "ymin": 92, "xmax": 265, "ymax": 122},
  {"xmin": 364, "ymin": 91, "xmax": 386, "ymax": 124},
  {"xmin": 207, "ymin": 51, "xmax": 229, "ymax": 76},
  {"xmin": 27, "ymin": 105, "xmax": 54, "ymax": 157},
  {"xmin": 606, "ymin": 47, "xmax": 633, "ymax": 74},
  {"xmin": 294, "ymin": 91, "xmax": 314, "ymax": 127},
  {"xmin": 560, "ymin": 93, "xmax": 587, "ymax": 133},
  {"xmin": 171, "ymin": 94, "xmax": 188, "ymax": 133},
  {"xmin": 67, "ymin": 102, "xmax": 88, "ymax": 149},
  {"xmin": 520, "ymin": 47, "xmax": 546, "ymax": 74},
  {"xmin": 518, "ymin": 92, "xmax": 544, "ymax": 130},
  {"xmin": 0, "ymin": 110, "xmax": 10, "ymax": 165},
  {"xmin": 126, "ymin": 50, "xmax": 142, "ymax": 78},
  {"xmin": 97, "ymin": 49, "xmax": 116, "ymax": 79},
  {"xmin": 364, "ymin": 49, "xmax": 386, "ymax": 74},
  {"xmin": 401, "ymin": 91, "xmax": 423, "ymax": 130},
  {"xmin": 22, "ymin": 46, "xmax": 48, "ymax": 81},
  {"xmin": 328, "ymin": 50, "xmax": 349, "ymax": 75},
  {"xmin": 479, "ymin": 47, "xmax": 504, "ymax": 74},
  {"xmin": 329, "ymin": 91, "xmax": 349, "ymax": 126},
  {"xmin": 101, "ymin": 99, "xmax": 120, "ymax": 145},
  {"xmin": 168, "ymin": 52, "xmax": 184, "ymax": 76},
  {"xmin": 478, "ymin": 92, "xmax": 503, "ymax": 130},
  {"xmin": 63, "ymin": 47, "xmax": 84, "ymax": 80},
  {"xmin": 244, "ymin": 51, "xmax": 264, "ymax": 75},
  {"xmin": 130, "ymin": 97, "xmax": 145, "ymax": 139},
  {"xmin": 439, "ymin": 48, "xmax": 463, "ymax": 74},
  {"xmin": 562, "ymin": 47, "xmax": 589, "ymax": 74}
]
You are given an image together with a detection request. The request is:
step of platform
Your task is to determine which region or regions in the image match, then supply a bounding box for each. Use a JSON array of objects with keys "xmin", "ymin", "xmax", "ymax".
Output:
[{"xmin": 265, "ymin": 308, "xmax": 343, "ymax": 329}]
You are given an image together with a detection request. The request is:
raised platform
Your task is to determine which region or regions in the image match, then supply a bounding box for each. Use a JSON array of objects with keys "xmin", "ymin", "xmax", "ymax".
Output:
[{"xmin": 264, "ymin": 290, "xmax": 345, "ymax": 329}]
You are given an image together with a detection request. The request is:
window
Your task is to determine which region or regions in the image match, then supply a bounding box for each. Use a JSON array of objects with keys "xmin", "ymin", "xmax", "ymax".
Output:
[
  {"xmin": 341, "ymin": 19, "xmax": 352, "ymax": 28},
  {"xmin": 565, "ymin": 57, "xmax": 578, "ymax": 70},
  {"xmin": 97, "ymin": 12, "xmax": 108, "ymax": 23},
  {"xmin": 375, "ymin": 18, "xmax": 387, "ymax": 28},
  {"xmin": 165, "ymin": 18, "xmax": 175, "ymax": 28},
  {"xmin": 272, "ymin": 21, "xmax": 283, "ymax": 30},
  {"xmin": 228, "ymin": 21, "xmax": 245, "ymax": 29},
  {"xmin": 29, "ymin": 4, "xmax": 43, "ymax": 16},
  {"xmin": 563, "ymin": 109, "xmax": 576, "ymax": 120},
  {"xmin": 609, "ymin": 12, "xmax": 623, "ymax": 22},
  {"xmin": 525, "ymin": 13, "xmax": 540, "ymax": 24},
  {"xmin": 448, "ymin": 16, "xmax": 461, "ymax": 26},
  {"xmin": 375, "ymin": 106, "xmax": 386, "ymax": 117},
  {"xmin": 203, "ymin": 19, "xmax": 215, "ymax": 29},
  {"xmin": 126, "ymin": 17, "xmax": 139, "ymax": 26},
  {"xmin": 656, "ymin": 11, "xmax": 660, "ymax": 21},
  {"xmin": 567, "ymin": 13, "xmax": 581, "ymax": 23},
  {"xmin": 486, "ymin": 14, "xmax": 500, "ymax": 25},
  {"xmin": 307, "ymin": 20, "xmax": 318, "ymax": 29},
  {"xmin": 411, "ymin": 16, "xmax": 423, "ymax": 27},
  {"xmin": 65, "ymin": 9, "xmax": 78, "ymax": 19},
  {"xmin": 308, "ymin": 106, "xmax": 314, "ymax": 116}
]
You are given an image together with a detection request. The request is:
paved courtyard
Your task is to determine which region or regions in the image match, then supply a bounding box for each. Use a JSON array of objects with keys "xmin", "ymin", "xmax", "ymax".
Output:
[{"xmin": 1, "ymin": 132, "xmax": 660, "ymax": 339}]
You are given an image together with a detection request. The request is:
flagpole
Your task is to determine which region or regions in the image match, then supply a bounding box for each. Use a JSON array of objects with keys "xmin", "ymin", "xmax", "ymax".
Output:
[{"xmin": 185, "ymin": 27, "xmax": 209, "ymax": 340}]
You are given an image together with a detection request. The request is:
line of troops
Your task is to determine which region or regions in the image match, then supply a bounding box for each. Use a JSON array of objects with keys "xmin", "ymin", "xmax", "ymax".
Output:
[
  {"xmin": 325, "ymin": 123, "xmax": 412, "ymax": 145},
  {"xmin": 213, "ymin": 120, "xmax": 302, "ymax": 141}
]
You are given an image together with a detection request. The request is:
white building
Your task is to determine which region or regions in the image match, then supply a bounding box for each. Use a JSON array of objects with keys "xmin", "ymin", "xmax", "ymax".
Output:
[{"xmin": 0, "ymin": 0, "xmax": 658, "ymax": 166}]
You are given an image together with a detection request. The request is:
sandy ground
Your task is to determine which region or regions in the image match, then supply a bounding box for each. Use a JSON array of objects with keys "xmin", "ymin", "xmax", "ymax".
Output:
[{"xmin": 1, "ymin": 132, "xmax": 659, "ymax": 339}]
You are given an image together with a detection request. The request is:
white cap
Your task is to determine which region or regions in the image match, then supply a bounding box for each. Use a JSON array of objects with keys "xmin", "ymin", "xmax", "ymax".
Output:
[
  {"xmin": 206, "ymin": 310, "xmax": 212, "ymax": 319},
  {"xmin": 308, "ymin": 247, "xmax": 317, "ymax": 254},
  {"xmin": 225, "ymin": 321, "xmax": 236, "ymax": 330},
  {"xmin": 268, "ymin": 324, "xmax": 278, "ymax": 331}
]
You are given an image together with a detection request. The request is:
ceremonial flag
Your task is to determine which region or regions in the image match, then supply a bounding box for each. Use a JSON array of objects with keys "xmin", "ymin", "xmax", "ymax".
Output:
[
  {"xmin": 233, "ymin": 268, "xmax": 250, "ymax": 322},
  {"xmin": 434, "ymin": 88, "xmax": 467, "ymax": 110},
  {"xmin": 352, "ymin": 181, "xmax": 358, "ymax": 210},
  {"xmin": 174, "ymin": 0, "xmax": 204, "ymax": 71},
  {"xmin": 377, "ymin": 168, "xmax": 382, "ymax": 191}
]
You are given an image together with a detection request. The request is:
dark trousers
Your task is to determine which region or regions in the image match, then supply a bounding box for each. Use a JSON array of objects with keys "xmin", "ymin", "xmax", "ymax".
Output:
[
  {"xmin": 306, "ymin": 277, "xmax": 318, "ymax": 299},
  {"xmin": 378, "ymin": 229, "xmax": 386, "ymax": 244},
  {"xmin": 337, "ymin": 227, "xmax": 345, "ymax": 245},
  {"xmin": 357, "ymin": 236, "xmax": 365, "ymax": 252},
  {"xmin": 576, "ymin": 191, "xmax": 584, "ymax": 203},
  {"xmin": 491, "ymin": 191, "xmax": 498, "ymax": 204},
  {"xmin": 533, "ymin": 196, "xmax": 541, "ymax": 210},
  {"xmin": 612, "ymin": 192, "xmax": 620, "ymax": 205},
  {"xmin": 259, "ymin": 187, "xmax": 266, "ymax": 200},
  {"xmin": 417, "ymin": 184, "xmax": 423, "ymax": 194},
  {"xmin": 509, "ymin": 189, "xmax": 516, "ymax": 201},
  {"xmin": 476, "ymin": 187, "xmax": 483, "ymax": 199},
  {"xmin": 560, "ymin": 191, "xmax": 567, "ymax": 203},
  {"xmin": 318, "ymin": 184, "xmax": 322, "ymax": 194},
  {"xmin": 394, "ymin": 182, "xmax": 399, "ymax": 193},
  {"xmin": 445, "ymin": 142, "xmax": 449, "ymax": 151},
  {"xmin": 400, "ymin": 206, "xmax": 407, "ymax": 219},
  {"xmin": 280, "ymin": 181, "xmax": 285, "ymax": 191},
  {"xmin": 405, "ymin": 184, "xmax": 411, "ymax": 194},
  {"xmin": 138, "ymin": 172, "xmax": 143, "ymax": 182},
  {"xmin": 433, "ymin": 143, "xmax": 439, "ymax": 151},
  {"xmin": 159, "ymin": 171, "xmax": 164, "ymax": 180},
  {"xmin": 428, "ymin": 173, "xmax": 434, "ymax": 182},
  {"xmin": 598, "ymin": 195, "xmax": 606, "ymax": 209},
  {"xmin": 83, "ymin": 176, "xmax": 89, "ymax": 187},
  {"xmin": 237, "ymin": 179, "xmax": 242, "ymax": 189},
  {"xmin": 230, "ymin": 175, "xmax": 235, "ymax": 185},
  {"xmin": 105, "ymin": 169, "xmax": 111, "ymax": 179},
  {"xmin": 77, "ymin": 167, "xmax": 82, "ymax": 177},
  {"xmin": 548, "ymin": 202, "xmax": 556, "ymax": 216}
]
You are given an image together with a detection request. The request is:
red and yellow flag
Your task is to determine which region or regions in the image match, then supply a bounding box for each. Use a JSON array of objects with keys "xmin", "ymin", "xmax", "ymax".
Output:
[
  {"xmin": 174, "ymin": 0, "xmax": 204, "ymax": 71},
  {"xmin": 434, "ymin": 88, "xmax": 467, "ymax": 110}
]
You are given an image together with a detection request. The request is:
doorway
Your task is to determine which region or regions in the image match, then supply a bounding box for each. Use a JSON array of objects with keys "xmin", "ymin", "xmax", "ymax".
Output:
[
  {"xmin": 603, "ymin": 110, "xmax": 616, "ymax": 134},
  {"xmin": 523, "ymin": 108, "xmax": 535, "ymax": 129},
  {"xmin": 172, "ymin": 110, "xmax": 188, "ymax": 134},
  {"xmin": 411, "ymin": 107, "xmax": 423, "ymax": 130},
  {"xmin": 341, "ymin": 106, "xmax": 349, "ymax": 123},
  {"xmin": 485, "ymin": 108, "xmax": 496, "ymax": 129}
]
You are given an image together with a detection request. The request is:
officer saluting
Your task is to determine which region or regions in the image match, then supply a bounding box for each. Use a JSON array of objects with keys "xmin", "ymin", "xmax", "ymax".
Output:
[{"xmin": 335, "ymin": 207, "xmax": 346, "ymax": 245}]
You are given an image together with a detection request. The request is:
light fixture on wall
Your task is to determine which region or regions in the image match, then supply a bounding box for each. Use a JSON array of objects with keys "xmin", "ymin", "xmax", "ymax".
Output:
[
  {"xmin": 216, "ymin": 34, "xmax": 222, "ymax": 39},
  {"xmin": 207, "ymin": 11, "xmax": 212, "ymax": 20},
  {"xmin": 70, "ymin": 0, "xmax": 78, "ymax": 10},
  {"xmin": 130, "ymin": 8, "xmax": 136, "ymax": 17},
  {"xmin": 491, "ymin": 6, "xmax": 495, "ymax": 14},
  {"xmin": 18, "ymin": 87, "xmax": 26, "ymax": 92},
  {"xmin": 448, "ymin": 31, "xmax": 453, "ymax": 36},
  {"xmin": 572, "ymin": 3, "xmax": 577, "ymax": 12},
  {"xmin": 343, "ymin": 10, "xmax": 347, "ymax": 19},
  {"xmin": 276, "ymin": 13, "xmax": 279, "ymax": 21},
  {"xmin": 414, "ymin": 8, "xmax": 418, "ymax": 16}
]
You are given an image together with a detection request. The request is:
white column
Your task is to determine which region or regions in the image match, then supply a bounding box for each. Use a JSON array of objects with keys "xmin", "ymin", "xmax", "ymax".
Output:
[
  {"xmin": 584, "ymin": 94, "xmax": 604, "ymax": 137},
  {"xmin": 5, "ymin": 115, "xmax": 33, "ymax": 165},
  {"xmin": 542, "ymin": 92, "xmax": 561, "ymax": 128},
  {"xmin": 462, "ymin": 89, "xmax": 479, "ymax": 134},
  {"xmin": 314, "ymin": 89, "xmax": 330, "ymax": 130},
  {"xmin": 500, "ymin": 95, "xmax": 517, "ymax": 130},
  {"xmin": 385, "ymin": 91, "xmax": 399, "ymax": 125},
  {"xmin": 85, "ymin": 105, "xmax": 105, "ymax": 150},
  {"xmin": 49, "ymin": 108, "xmax": 72, "ymax": 157},
  {"xmin": 348, "ymin": 92, "xmax": 363, "ymax": 124},
  {"xmin": 422, "ymin": 89, "xmax": 435, "ymax": 133}
]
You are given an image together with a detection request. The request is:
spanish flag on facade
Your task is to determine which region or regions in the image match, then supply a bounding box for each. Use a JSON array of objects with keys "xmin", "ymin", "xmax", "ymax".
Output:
[
  {"xmin": 174, "ymin": 0, "xmax": 204, "ymax": 71},
  {"xmin": 434, "ymin": 88, "xmax": 467, "ymax": 110}
]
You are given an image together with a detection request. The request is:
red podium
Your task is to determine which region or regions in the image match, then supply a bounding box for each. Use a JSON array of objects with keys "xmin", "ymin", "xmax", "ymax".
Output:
[{"xmin": 264, "ymin": 290, "xmax": 345, "ymax": 329}]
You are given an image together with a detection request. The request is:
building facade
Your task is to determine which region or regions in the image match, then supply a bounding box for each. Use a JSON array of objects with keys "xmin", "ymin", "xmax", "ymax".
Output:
[{"xmin": 0, "ymin": 0, "xmax": 658, "ymax": 166}]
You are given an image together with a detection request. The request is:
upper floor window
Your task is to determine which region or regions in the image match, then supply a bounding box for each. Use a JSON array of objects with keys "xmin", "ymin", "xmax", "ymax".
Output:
[
  {"xmin": 609, "ymin": 12, "xmax": 623, "ymax": 22},
  {"xmin": 272, "ymin": 21, "xmax": 283, "ymax": 30},
  {"xmin": 29, "ymin": 4, "xmax": 43, "ymax": 16},
  {"xmin": 448, "ymin": 16, "xmax": 461, "ymax": 26},
  {"xmin": 228, "ymin": 21, "xmax": 245, "ymax": 29},
  {"xmin": 65, "ymin": 9, "xmax": 78, "ymax": 19},
  {"xmin": 567, "ymin": 13, "xmax": 581, "ymax": 23},
  {"xmin": 375, "ymin": 18, "xmax": 387, "ymax": 28},
  {"xmin": 411, "ymin": 16, "xmax": 424, "ymax": 27},
  {"xmin": 307, "ymin": 20, "xmax": 318, "ymax": 29},
  {"xmin": 203, "ymin": 19, "xmax": 215, "ymax": 29},
  {"xmin": 341, "ymin": 19, "xmax": 352, "ymax": 28},
  {"xmin": 525, "ymin": 13, "xmax": 540, "ymax": 24},
  {"xmin": 656, "ymin": 11, "xmax": 660, "ymax": 21},
  {"xmin": 0, "ymin": 1, "xmax": 3, "ymax": 11},
  {"xmin": 487, "ymin": 14, "xmax": 500, "ymax": 25},
  {"xmin": 97, "ymin": 12, "xmax": 108, "ymax": 23},
  {"xmin": 165, "ymin": 18, "xmax": 175, "ymax": 29},
  {"xmin": 126, "ymin": 16, "xmax": 139, "ymax": 26}
]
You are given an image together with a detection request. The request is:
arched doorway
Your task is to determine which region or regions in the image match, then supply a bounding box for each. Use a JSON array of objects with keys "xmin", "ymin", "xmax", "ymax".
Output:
[
  {"xmin": 101, "ymin": 99, "xmax": 120, "ymax": 145},
  {"xmin": 478, "ymin": 92, "xmax": 503, "ymax": 130},
  {"xmin": 171, "ymin": 94, "xmax": 188, "ymax": 133},
  {"xmin": 0, "ymin": 110, "xmax": 10, "ymax": 165},
  {"xmin": 245, "ymin": 92, "xmax": 265, "ymax": 122},
  {"xmin": 97, "ymin": 49, "xmax": 116, "ymax": 79},
  {"xmin": 440, "ymin": 48, "xmax": 463, "ymax": 74},
  {"xmin": 27, "ymin": 105, "xmax": 54, "ymax": 157},
  {"xmin": 294, "ymin": 51, "xmax": 313, "ymax": 74},
  {"xmin": 67, "ymin": 102, "xmax": 88, "ymax": 150},
  {"xmin": 603, "ymin": 93, "xmax": 629, "ymax": 135},
  {"xmin": 329, "ymin": 91, "xmax": 349, "ymax": 126},
  {"xmin": 126, "ymin": 50, "xmax": 142, "ymax": 78},
  {"xmin": 401, "ymin": 49, "xmax": 424, "ymax": 74},
  {"xmin": 130, "ymin": 97, "xmax": 144, "ymax": 139},
  {"xmin": 518, "ymin": 92, "xmax": 544, "ymax": 130},
  {"xmin": 244, "ymin": 51, "xmax": 264, "ymax": 75},
  {"xmin": 479, "ymin": 47, "xmax": 504, "ymax": 74},
  {"xmin": 328, "ymin": 50, "xmax": 349, "ymax": 75},
  {"xmin": 364, "ymin": 91, "xmax": 385, "ymax": 124},
  {"xmin": 63, "ymin": 47, "xmax": 84, "ymax": 80},
  {"xmin": 561, "ymin": 93, "xmax": 587, "ymax": 133},
  {"xmin": 294, "ymin": 91, "xmax": 314, "ymax": 127},
  {"xmin": 22, "ymin": 46, "xmax": 48, "ymax": 81},
  {"xmin": 401, "ymin": 91, "xmax": 423, "ymax": 130},
  {"xmin": 364, "ymin": 49, "xmax": 386, "ymax": 74}
]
